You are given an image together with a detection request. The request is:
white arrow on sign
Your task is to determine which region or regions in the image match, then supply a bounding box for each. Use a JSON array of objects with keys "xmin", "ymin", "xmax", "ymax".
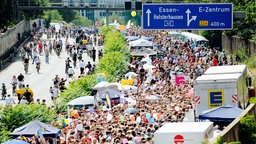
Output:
[
  {"xmin": 146, "ymin": 9, "xmax": 151, "ymax": 27},
  {"xmin": 186, "ymin": 9, "xmax": 197, "ymax": 26}
]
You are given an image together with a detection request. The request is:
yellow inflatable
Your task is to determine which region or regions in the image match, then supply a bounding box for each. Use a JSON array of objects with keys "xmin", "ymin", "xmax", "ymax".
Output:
[{"xmin": 121, "ymin": 78, "xmax": 134, "ymax": 85}]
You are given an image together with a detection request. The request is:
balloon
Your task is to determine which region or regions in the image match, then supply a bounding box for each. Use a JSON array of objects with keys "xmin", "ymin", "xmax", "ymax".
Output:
[
  {"xmin": 136, "ymin": 137, "xmax": 142, "ymax": 142},
  {"xmin": 131, "ymin": 11, "xmax": 136, "ymax": 17},
  {"xmin": 123, "ymin": 138, "xmax": 128, "ymax": 144},
  {"xmin": 71, "ymin": 111, "xmax": 74, "ymax": 117},
  {"xmin": 120, "ymin": 97, "xmax": 124, "ymax": 103},
  {"xmin": 99, "ymin": 105, "xmax": 103, "ymax": 110},
  {"xmin": 107, "ymin": 113, "xmax": 113, "ymax": 121},
  {"xmin": 120, "ymin": 115, "xmax": 125, "ymax": 121},
  {"xmin": 146, "ymin": 113, "xmax": 151, "ymax": 120},
  {"xmin": 64, "ymin": 119, "xmax": 69, "ymax": 124},
  {"xmin": 175, "ymin": 106, "xmax": 180, "ymax": 111},
  {"xmin": 150, "ymin": 118, "xmax": 155, "ymax": 124},
  {"xmin": 74, "ymin": 113, "xmax": 79, "ymax": 118},
  {"xmin": 130, "ymin": 115, "xmax": 135, "ymax": 122},
  {"xmin": 90, "ymin": 108, "xmax": 95, "ymax": 113},
  {"xmin": 131, "ymin": 22, "xmax": 134, "ymax": 26},
  {"xmin": 62, "ymin": 122, "xmax": 66, "ymax": 127}
]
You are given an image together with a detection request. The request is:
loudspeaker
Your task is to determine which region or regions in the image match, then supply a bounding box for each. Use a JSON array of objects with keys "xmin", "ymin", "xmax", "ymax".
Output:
[
  {"xmin": 125, "ymin": 1, "xmax": 132, "ymax": 10},
  {"xmin": 135, "ymin": 2, "xmax": 142, "ymax": 10}
]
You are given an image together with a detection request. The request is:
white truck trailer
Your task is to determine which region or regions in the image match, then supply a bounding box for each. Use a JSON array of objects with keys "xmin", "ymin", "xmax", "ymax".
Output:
[
  {"xmin": 154, "ymin": 122, "xmax": 213, "ymax": 144},
  {"xmin": 194, "ymin": 73, "xmax": 248, "ymax": 117}
]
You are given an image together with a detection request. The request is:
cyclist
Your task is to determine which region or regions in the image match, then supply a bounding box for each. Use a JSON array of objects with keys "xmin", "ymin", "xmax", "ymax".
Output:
[{"xmin": 17, "ymin": 73, "xmax": 24, "ymax": 89}]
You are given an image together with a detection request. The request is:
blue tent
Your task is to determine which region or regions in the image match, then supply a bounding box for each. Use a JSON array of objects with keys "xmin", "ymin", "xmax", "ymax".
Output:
[
  {"xmin": 125, "ymin": 36, "xmax": 140, "ymax": 42},
  {"xmin": 10, "ymin": 120, "xmax": 60, "ymax": 138},
  {"xmin": 199, "ymin": 104, "xmax": 243, "ymax": 122},
  {"xmin": 4, "ymin": 140, "xmax": 29, "ymax": 144}
]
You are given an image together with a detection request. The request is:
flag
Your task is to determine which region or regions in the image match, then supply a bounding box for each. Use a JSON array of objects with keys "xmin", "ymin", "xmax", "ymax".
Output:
[
  {"xmin": 105, "ymin": 92, "xmax": 111, "ymax": 109},
  {"xmin": 37, "ymin": 128, "xmax": 44, "ymax": 142},
  {"xmin": 94, "ymin": 94, "xmax": 98, "ymax": 108}
]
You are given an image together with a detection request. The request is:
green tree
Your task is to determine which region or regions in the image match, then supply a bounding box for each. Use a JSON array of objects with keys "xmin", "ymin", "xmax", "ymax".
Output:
[
  {"xmin": 99, "ymin": 26, "xmax": 114, "ymax": 36},
  {"xmin": 58, "ymin": 10, "xmax": 77, "ymax": 23},
  {"xmin": 97, "ymin": 51, "xmax": 129, "ymax": 81},
  {"xmin": 103, "ymin": 31, "xmax": 129, "ymax": 55},
  {"xmin": 109, "ymin": 13, "xmax": 125, "ymax": 25},
  {"xmin": 71, "ymin": 15, "xmax": 93, "ymax": 27},
  {"xmin": 201, "ymin": 30, "xmax": 222, "ymax": 49},
  {"xmin": 56, "ymin": 74, "xmax": 98, "ymax": 112},
  {"xmin": 239, "ymin": 114, "xmax": 256, "ymax": 143},
  {"xmin": 0, "ymin": 104, "xmax": 56, "ymax": 143}
]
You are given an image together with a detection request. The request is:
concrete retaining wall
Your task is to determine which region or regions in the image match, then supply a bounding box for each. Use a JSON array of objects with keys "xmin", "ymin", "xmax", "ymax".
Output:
[{"xmin": 0, "ymin": 19, "xmax": 39, "ymax": 58}]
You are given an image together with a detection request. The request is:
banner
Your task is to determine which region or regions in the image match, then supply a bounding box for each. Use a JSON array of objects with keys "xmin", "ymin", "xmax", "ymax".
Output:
[{"xmin": 105, "ymin": 92, "xmax": 111, "ymax": 109}]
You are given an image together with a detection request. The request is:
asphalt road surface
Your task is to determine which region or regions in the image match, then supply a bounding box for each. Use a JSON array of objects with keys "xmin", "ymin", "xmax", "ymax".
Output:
[{"xmin": 0, "ymin": 24, "xmax": 100, "ymax": 106}]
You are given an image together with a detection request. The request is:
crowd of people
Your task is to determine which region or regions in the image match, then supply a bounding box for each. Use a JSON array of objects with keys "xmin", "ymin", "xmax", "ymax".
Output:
[
  {"xmin": 1, "ymin": 23, "xmax": 241, "ymax": 143},
  {"xmin": 44, "ymin": 27, "xmax": 239, "ymax": 144}
]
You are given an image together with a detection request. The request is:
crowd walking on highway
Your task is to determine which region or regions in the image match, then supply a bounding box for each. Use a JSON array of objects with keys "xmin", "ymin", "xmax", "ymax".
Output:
[{"xmin": 0, "ymin": 24, "xmax": 241, "ymax": 144}]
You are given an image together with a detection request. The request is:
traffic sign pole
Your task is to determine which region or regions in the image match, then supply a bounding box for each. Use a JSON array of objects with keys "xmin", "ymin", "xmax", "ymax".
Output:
[{"xmin": 142, "ymin": 3, "xmax": 233, "ymax": 30}]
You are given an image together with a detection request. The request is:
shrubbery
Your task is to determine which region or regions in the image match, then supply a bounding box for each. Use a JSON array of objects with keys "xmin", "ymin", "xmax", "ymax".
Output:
[{"xmin": 0, "ymin": 104, "xmax": 56, "ymax": 143}]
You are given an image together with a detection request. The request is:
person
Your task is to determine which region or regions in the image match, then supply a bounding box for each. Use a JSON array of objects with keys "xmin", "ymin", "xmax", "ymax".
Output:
[
  {"xmin": 1, "ymin": 83, "xmax": 7, "ymax": 99},
  {"xmin": 24, "ymin": 57, "xmax": 29, "ymax": 73},
  {"xmin": 45, "ymin": 47, "xmax": 50, "ymax": 64},
  {"xmin": 35, "ymin": 56, "xmax": 41, "ymax": 73},
  {"xmin": 17, "ymin": 73, "xmax": 24, "ymax": 89},
  {"xmin": 65, "ymin": 57, "xmax": 71, "ymax": 74},
  {"xmin": 92, "ymin": 47, "xmax": 96, "ymax": 62},
  {"xmin": 52, "ymin": 85, "xmax": 59, "ymax": 100},
  {"xmin": 86, "ymin": 61, "xmax": 92, "ymax": 72},
  {"xmin": 49, "ymin": 86, "xmax": 54, "ymax": 100},
  {"xmin": 79, "ymin": 60, "xmax": 86, "ymax": 75},
  {"xmin": 23, "ymin": 89, "xmax": 32, "ymax": 103},
  {"xmin": 11, "ymin": 75, "xmax": 18, "ymax": 94},
  {"xmin": 68, "ymin": 66, "xmax": 75, "ymax": 78},
  {"xmin": 72, "ymin": 52, "xmax": 77, "ymax": 67},
  {"xmin": 20, "ymin": 96, "xmax": 28, "ymax": 104},
  {"xmin": 5, "ymin": 94, "xmax": 15, "ymax": 106},
  {"xmin": 32, "ymin": 49, "xmax": 38, "ymax": 64}
]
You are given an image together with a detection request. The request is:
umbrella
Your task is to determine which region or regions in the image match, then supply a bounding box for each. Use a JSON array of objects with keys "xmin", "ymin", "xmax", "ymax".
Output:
[
  {"xmin": 125, "ymin": 72, "xmax": 137, "ymax": 79},
  {"xmin": 93, "ymin": 82, "xmax": 118, "ymax": 91},
  {"xmin": 97, "ymin": 89, "xmax": 122, "ymax": 100},
  {"xmin": 4, "ymin": 140, "xmax": 29, "ymax": 144},
  {"xmin": 141, "ymin": 57, "xmax": 152, "ymax": 65},
  {"xmin": 67, "ymin": 96, "xmax": 102, "ymax": 107},
  {"xmin": 124, "ymin": 108, "xmax": 139, "ymax": 114},
  {"xmin": 146, "ymin": 95, "xmax": 162, "ymax": 102}
]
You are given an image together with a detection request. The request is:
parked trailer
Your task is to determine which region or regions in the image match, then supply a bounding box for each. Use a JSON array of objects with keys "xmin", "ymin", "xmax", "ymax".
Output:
[
  {"xmin": 154, "ymin": 122, "xmax": 213, "ymax": 144},
  {"xmin": 194, "ymin": 73, "xmax": 248, "ymax": 117}
]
